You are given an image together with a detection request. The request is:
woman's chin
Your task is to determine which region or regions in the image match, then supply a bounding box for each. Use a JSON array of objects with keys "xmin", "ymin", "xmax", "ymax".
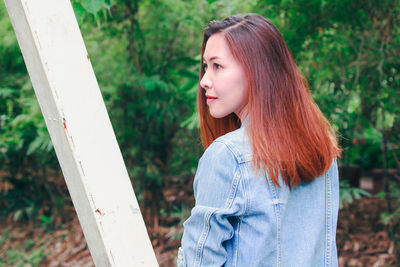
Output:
[{"xmin": 209, "ymin": 110, "xmax": 230, "ymax": 119}]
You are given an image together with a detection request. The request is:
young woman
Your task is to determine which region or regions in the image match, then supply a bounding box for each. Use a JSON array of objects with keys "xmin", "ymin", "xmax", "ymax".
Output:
[{"xmin": 178, "ymin": 13, "xmax": 341, "ymax": 267}]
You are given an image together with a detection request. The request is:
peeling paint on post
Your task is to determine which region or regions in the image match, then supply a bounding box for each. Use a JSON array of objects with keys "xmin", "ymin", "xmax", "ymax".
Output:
[{"xmin": 3, "ymin": 0, "xmax": 159, "ymax": 266}]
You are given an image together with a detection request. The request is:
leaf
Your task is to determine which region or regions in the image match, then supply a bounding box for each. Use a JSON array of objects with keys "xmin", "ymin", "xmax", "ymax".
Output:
[
  {"xmin": 104, "ymin": 0, "xmax": 113, "ymax": 9},
  {"xmin": 25, "ymin": 205, "xmax": 35, "ymax": 219},
  {"xmin": 339, "ymin": 180, "xmax": 371, "ymax": 209},
  {"xmin": 72, "ymin": 2, "xmax": 85, "ymax": 24},
  {"xmin": 181, "ymin": 111, "xmax": 199, "ymax": 130},
  {"xmin": 81, "ymin": 0, "xmax": 105, "ymax": 14},
  {"xmin": 178, "ymin": 69, "xmax": 199, "ymax": 79},
  {"xmin": 13, "ymin": 209, "xmax": 24, "ymax": 221},
  {"xmin": 40, "ymin": 215, "xmax": 52, "ymax": 223},
  {"xmin": 0, "ymin": 87, "xmax": 14, "ymax": 97}
]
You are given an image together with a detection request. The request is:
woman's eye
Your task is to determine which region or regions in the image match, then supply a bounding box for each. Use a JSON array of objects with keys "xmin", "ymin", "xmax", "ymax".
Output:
[
  {"xmin": 214, "ymin": 63, "xmax": 221, "ymax": 69},
  {"xmin": 203, "ymin": 63, "xmax": 208, "ymax": 71}
]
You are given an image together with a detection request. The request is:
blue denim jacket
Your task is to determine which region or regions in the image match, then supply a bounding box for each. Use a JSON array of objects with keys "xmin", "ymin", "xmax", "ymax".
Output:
[{"xmin": 178, "ymin": 121, "xmax": 339, "ymax": 267}]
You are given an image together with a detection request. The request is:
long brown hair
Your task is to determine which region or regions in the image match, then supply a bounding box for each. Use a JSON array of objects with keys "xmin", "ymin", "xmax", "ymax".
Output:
[{"xmin": 198, "ymin": 14, "xmax": 341, "ymax": 188}]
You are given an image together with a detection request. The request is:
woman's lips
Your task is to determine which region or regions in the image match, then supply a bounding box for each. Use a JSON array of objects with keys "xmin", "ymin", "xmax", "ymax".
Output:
[{"xmin": 206, "ymin": 95, "xmax": 218, "ymax": 104}]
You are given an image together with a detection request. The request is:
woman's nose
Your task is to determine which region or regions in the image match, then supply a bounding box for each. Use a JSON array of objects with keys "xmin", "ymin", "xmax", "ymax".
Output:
[{"xmin": 200, "ymin": 72, "xmax": 212, "ymax": 90}]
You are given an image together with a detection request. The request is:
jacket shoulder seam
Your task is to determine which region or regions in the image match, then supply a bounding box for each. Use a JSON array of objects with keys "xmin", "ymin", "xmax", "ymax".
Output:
[{"xmin": 214, "ymin": 138, "xmax": 250, "ymax": 164}]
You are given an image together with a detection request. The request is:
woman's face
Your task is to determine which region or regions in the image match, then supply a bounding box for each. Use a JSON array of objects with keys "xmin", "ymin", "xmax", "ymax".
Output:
[{"xmin": 200, "ymin": 33, "xmax": 248, "ymax": 120}]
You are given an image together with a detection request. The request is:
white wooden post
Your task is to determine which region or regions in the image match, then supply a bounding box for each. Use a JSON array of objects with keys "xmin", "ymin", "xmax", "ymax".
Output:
[{"xmin": 3, "ymin": 0, "xmax": 159, "ymax": 266}]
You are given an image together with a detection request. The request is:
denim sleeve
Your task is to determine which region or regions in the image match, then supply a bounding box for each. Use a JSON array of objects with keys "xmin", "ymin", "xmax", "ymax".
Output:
[{"xmin": 179, "ymin": 141, "xmax": 246, "ymax": 267}]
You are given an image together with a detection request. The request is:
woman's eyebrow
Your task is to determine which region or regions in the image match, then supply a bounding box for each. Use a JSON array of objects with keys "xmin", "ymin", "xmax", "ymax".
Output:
[{"xmin": 203, "ymin": 56, "xmax": 221, "ymax": 62}]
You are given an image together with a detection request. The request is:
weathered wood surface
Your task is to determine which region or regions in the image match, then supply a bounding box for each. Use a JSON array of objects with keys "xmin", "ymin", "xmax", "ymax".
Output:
[{"xmin": 3, "ymin": 0, "xmax": 158, "ymax": 266}]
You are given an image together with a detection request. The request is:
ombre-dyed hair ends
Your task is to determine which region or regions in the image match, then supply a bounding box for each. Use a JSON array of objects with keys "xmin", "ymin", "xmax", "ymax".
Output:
[{"xmin": 198, "ymin": 14, "xmax": 341, "ymax": 189}]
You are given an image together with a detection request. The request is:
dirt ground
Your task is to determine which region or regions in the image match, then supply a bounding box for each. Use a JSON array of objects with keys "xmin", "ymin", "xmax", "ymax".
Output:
[{"xmin": 0, "ymin": 194, "xmax": 398, "ymax": 266}]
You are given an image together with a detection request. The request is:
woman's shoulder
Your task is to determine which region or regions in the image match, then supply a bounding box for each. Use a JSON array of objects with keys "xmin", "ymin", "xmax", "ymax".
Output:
[
  {"xmin": 194, "ymin": 130, "xmax": 246, "ymax": 207},
  {"xmin": 199, "ymin": 136, "xmax": 239, "ymax": 167},
  {"xmin": 210, "ymin": 126, "xmax": 252, "ymax": 164}
]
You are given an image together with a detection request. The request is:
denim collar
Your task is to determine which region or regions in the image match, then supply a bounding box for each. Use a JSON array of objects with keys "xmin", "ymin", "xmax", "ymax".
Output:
[{"xmin": 240, "ymin": 115, "xmax": 249, "ymax": 129}]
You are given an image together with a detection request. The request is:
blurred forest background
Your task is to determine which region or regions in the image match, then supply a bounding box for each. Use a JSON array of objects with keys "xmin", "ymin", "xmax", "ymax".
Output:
[{"xmin": 0, "ymin": 0, "xmax": 399, "ymax": 266}]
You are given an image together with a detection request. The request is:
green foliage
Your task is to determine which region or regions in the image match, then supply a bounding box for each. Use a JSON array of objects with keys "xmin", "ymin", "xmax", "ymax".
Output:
[
  {"xmin": 166, "ymin": 204, "xmax": 192, "ymax": 240},
  {"xmin": 38, "ymin": 215, "xmax": 54, "ymax": 232},
  {"xmin": 380, "ymin": 207, "xmax": 400, "ymax": 226},
  {"xmin": 1, "ymin": 0, "xmax": 255, "ymax": 220},
  {"xmin": 12, "ymin": 199, "xmax": 36, "ymax": 222},
  {"xmin": 81, "ymin": 0, "xmax": 105, "ymax": 14},
  {"xmin": 378, "ymin": 179, "xmax": 400, "ymax": 243},
  {"xmin": 0, "ymin": 228, "xmax": 10, "ymax": 247},
  {"xmin": 339, "ymin": 180, "xmax": 371, "ymax": 209},
  {"xmin": 0, "ymin": 2, "xmax": 65, "ymax": 221},
  {"xmin": 0, "ymin": 247, "xmax": 45, "ymax": 266}
]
